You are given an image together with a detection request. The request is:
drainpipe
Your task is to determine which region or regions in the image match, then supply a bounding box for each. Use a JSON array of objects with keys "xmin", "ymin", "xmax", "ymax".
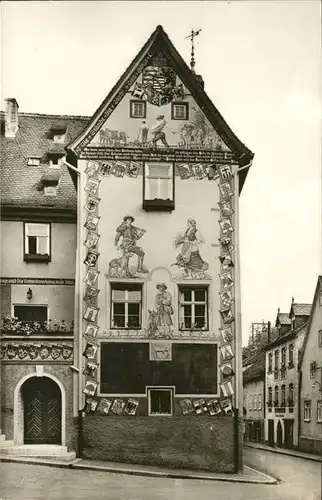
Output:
[
  {"xmin": 298, "ymin": 370, "xmax": 302, "ymax": 448},
  {"xmin": 64, "ymin": 159, "xmax": 85, "ymax": 457}
]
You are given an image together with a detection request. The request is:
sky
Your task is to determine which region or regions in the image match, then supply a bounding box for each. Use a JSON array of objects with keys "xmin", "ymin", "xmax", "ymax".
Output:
[{"xmin": 1, "ymin": 1, "xmax": 321, "ymax": 345}]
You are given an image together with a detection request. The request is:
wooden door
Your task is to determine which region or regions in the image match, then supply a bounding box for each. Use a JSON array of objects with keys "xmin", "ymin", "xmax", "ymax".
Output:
[{"xmin": 23, "ymin": 377, "xmax": 61, "ymax": 444}]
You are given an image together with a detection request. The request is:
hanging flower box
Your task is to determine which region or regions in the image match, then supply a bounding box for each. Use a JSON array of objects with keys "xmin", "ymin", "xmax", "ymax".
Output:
[{"xmin": 0, "ymin": 317, "xmax": 74, "ymax": 336}]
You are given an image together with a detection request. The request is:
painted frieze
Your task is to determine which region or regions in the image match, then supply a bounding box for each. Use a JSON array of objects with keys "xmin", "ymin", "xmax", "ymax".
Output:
[{"xmin": 0, "ymin": 342, "xmax": 73, "ymax": 362}]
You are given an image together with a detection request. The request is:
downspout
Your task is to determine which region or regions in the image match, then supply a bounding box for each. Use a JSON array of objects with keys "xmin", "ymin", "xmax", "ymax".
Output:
[
  {"xmin": 65, "ymin": 159, "xmax": 85, "ymax": 457},
  {"xmin": 298, "ymin": 370, "xmax": 302, "ymax": 448}
]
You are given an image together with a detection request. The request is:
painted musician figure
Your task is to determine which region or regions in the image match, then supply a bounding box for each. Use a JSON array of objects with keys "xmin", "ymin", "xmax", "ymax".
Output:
[{"xmin": 114, "ymin": 215, "xmax": 147, "ymax": 273}]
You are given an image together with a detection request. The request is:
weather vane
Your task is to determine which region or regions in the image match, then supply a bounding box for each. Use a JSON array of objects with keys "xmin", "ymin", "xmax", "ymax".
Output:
[{"xmin": 185, "ymin": 29, "xmax": 202, "ymax": 73}]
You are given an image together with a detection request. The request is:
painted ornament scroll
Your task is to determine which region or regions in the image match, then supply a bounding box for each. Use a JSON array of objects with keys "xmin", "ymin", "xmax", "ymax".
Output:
[{"xmin": 217, "ymin": 164, "xmax": 236, "ymax": 410}]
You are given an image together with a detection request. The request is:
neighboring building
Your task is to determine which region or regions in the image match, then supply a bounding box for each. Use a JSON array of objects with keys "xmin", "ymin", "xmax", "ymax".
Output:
[
  {"xmin": 298, "ymin": 276, "xmax": 322, "ymax": 455},
  {"xmin": 243, "ymin": 350, "xmax": 265, "ymax": 443},
  {"xmin": 264, "ymin": 301, "xmax": 311, "ymax": 448},
  {"xmin": 65, "ymin": 25, "xmax": 254, "ymax": 472},
  {"xmin": 0, "ymin": 102, "xmax": 88, "ymax": 455}
]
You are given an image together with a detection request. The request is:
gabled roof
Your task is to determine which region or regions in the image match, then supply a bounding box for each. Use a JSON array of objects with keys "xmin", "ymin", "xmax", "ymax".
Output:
[
  {"xmin": 263, "ymin": 321, "xmax": 308, "ymax": 351},
  {"xmin": 290, "ymin": 303, "xmax": 312, "ymax": 318},
  {"xmin": 66, "ymin": 25, "xmax": 254, "ymax": 191},
  {"xmin": 1, "ymin": 112, "xmax": 89, "ymax": 213},
  {"xmin": 298, "ymin": 276, "xmax": 322, "ymax": 369},
  {"xmin": 243, "ymin": 349, "xmax": 265, "ymax": 384},
  {"xmin": 276, "ymin": 312, "xmax": 291, "ymax": 327}
]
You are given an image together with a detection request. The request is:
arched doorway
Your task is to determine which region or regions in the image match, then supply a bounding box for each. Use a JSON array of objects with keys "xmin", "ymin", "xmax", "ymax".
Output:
[
  {"xmin": 276, "ymin": 420, "xmax": 283, "ymax": 448},
  {"xmin": 22, "ymin": 377, "xmax": 61, "ymax": 444}
]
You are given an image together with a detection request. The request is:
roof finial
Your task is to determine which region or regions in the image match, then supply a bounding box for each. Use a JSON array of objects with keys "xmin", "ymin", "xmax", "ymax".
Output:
[{"xmin": 185, "ymin": 29, "xmax": 202, "ymax": 73}]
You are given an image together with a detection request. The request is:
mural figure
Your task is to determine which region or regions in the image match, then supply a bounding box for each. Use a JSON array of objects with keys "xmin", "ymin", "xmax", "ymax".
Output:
[
  {"xmin": 151, "ymin": 114, "xmax": 169, "ymax": 148},
  {"xmin": 138, "ymin": 121, "xmax": 149, "ymax": 146},
  {"xmin": 147, "ymin": 283, "xmax": 173, "ymax": 339},
  {"xmin": 172, "ymin": 218, "xmax": 209, "ymax": 278},
  {"xmin": 109, "ymin": 215, "xmax": 148, "ymax": 278}
]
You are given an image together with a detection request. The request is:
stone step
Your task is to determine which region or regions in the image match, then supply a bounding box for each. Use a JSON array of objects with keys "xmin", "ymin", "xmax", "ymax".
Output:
[{"xmin": 0, "ymin": 444, "xmax": 76, "ymax": 461}]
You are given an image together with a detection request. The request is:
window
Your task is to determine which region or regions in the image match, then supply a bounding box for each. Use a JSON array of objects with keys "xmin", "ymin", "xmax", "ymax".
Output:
[
  {"xmin": 304, "ymin": 401, "xmax": 311, "ymax": 422},
  {"xmin": 53, "ymin": 133, "xmax": 65, "ymax": 143},
  {"xmin": 253, "ymin": 395, "xmax": 257, "ymax": 411},
  {"xmin": 44, "ymin": 186, "xmax": 57, "ymax": 197},
  {"xmin": 130, "ymin": 100, "xmax": 146, "ymax": 119},
  {"xmin": 171, "ymin": 102, "xmax": 189, "ymax": 120},
  {"xmin": 310, "ymin": 361, "xmax": 317, "ymax": 379},
  {"xmin": 288, "ymin": 343, "xmax": 294, "ymax": 367},
  {"xmin": 274, "ymin": 386, "xmax": 279, "ymax": 406},
  {"xmin": 268, "ymin": 387, "xmax": 273, "ymax": 406},
  {"xmin": 148, "ymin": 388, "xmax": 173, "ymax": 416},
  {"xmin": 49, "ymin": 156, "xmax": 62, "ymax": 168},
  {"xmin": 258, "ymin": 394, "xmax": 262, "ymax": 410},
  {"xmin": 143, "ymin": 163, "xmax": 174, "ymax": 211},
  {"xmin": 110, "ymin": 284, "xmax": 142, "ymax": 329},
  {"xmin": 248, "ymin": 397, "xmax": 253, "ymax": 411},
  {"xmin": 318, "ymin": 331, "xmax": 322, "ymax": 348},
  {"xmin": 317, "ymin": 401, "xmax": 322, "ymax": 423},
  {"xmin": 24, "ymin": 223, "xmax": 50, "ymax": 262},
  {"xmin": 288, "ymin": 383, "xmax": 294, "ymax": 406},
  {"xmin": 281, "ymin": 347, "xmax": 286, "ymax": 366},
  {"xmin": 274, "ymin": 350, "xmax": 279, "ymax": 370},
  {"xmin": 281, "ymin": 385, "xmax": 286, "ymax": 406},
  {"xmin": 28, "ymin": 157, "xmax": 40, "ymax": 166},
  {"xmin": 179, "ymin": 287, "xmax": 208, "ymax": 330},
  {"xmin": 268, "ymin": 353, "xmax": 273, "ymax": 373},
  {"xmin": 14, "ymin": 305, "xmax": 48, "ymax": 326}
]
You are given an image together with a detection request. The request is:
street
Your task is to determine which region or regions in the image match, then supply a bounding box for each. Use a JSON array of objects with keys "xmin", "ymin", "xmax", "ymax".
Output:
[{"xmin": 0, "ymin": 448, "xmax": 320, "ymax": 500}]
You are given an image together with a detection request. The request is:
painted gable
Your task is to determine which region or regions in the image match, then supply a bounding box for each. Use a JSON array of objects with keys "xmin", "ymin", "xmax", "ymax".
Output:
[
  {"xmin": 87, "ymin": 69, "xmax": 231, "ymax": 153},
  {"xmin": 67, "ymin": 25, "xmax": 254, "ymax": 192}
]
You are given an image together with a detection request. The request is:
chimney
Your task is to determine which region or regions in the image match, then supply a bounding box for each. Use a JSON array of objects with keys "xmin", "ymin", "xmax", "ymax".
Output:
[
  {"xmin": 267, "ymin": 321, "xmax": 271, "ymax": 344},
  {"xmin": 195, "ymin": 74, "xmax": 205, "ymax": 88},
  {"xmin": 4, "ymin": 98, "xmax": 19, "ymax": 138}
]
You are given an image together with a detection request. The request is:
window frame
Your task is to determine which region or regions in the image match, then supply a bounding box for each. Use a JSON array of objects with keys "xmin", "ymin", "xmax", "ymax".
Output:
[
  {"xmin": 23, "ymin": 222, "xmax": 51, "ymax": 263},
  {"xmin": 171, "ymin": 102, "xmax": 189, "ymax": 121},
  {"xmin": 13, "ymin": 304, "xmax": 49, "ymax": 327},
  {"xmin": 274, "ymin": 349, "xmax": 279, "ymax": 370},
  {"xmin": 44, "ymin": 185, "xmax": 57, "ymax": 197},
  {"xmin": 258, "ymin": 394, "xmax": 262, "ymax": 410},
  {"xmin": 147, "ymin": 387, "xmax": 174, "ymax": 416},
  {"xmin": 178, "ymin": 286, "xmax": 209, "ymax": 331},
  {"xmin": 288, "ymin": 383, "xmax": 294, "ymax": 406},
  {"xmin": 143, "ymin": 162, "xmax": 175, "ymax": 212},
  {"xmin": 27, "ymin": 157, "xmax": 41, "ymax": 166},
  {"xmin": 304, "ymin": 400, "xmax": 311, "ymax": 422},
  {"xmin": 318, "ymin": 330, "xmax": 322, "ymax": 348},
  {"xmin": 110, "ymin": 283, "xmax": 143, "ymax": 330},
  {"xmin": 309, "ymin": 361, "xmax": 317, "ymax": 379},
  {"xmin": 288, "ymin": 343, "xmax": 294, "ymax": 367},
  {"xmin": 268, "ymin": 352, "xmax": 273, "ymax": 373},
  {"xmin": 268, "ymin": 387, "xmax": 273, "ymax": 406},
  {"xmin": 274, "ymin": 385, "xmax": 279, "ymax": 406},
  {"xmin": 317, "ymin": 401, "xmax": 322, "ymax": 423},
  {"xmin": 130, "ymin": 99, "xmax": 146, "ymax": 119},
  {"xmin": 281, "ymin": 384, "xmax": 286, "ymax": 406}
]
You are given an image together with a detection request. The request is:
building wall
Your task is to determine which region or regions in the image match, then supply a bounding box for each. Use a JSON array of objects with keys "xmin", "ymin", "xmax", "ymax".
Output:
[
  {"xmin": 1, "ymin": 221, "xmax": 76, "ymax": 278},
  {"xmin": 243, "ymin": 378, "xmax": 264, "ymax": 443},
  {"xmin": 264, "ymin": 328, "xmax": 305, "ymax": 447},
  {"xmin": 299, "ymin": 281, "xmax": 322, "ymax": 454},
  {"xmin": 82, "ymin": 415, "xmax": 237, "ymax": 472}
]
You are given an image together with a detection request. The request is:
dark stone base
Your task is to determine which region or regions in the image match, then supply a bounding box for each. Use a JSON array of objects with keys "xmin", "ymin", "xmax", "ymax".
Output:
[{"xmin": 81, "ymin": 415, "xmax": 239, "ymax": 472}]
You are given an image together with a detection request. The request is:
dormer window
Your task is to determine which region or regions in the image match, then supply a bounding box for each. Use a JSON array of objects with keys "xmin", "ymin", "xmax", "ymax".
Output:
[
  {"xmin": 53, "ymin": 133, "xmax": 65, "ymax": 143},
  {"xmin": 44, "ymin": 185, "xmax": 57, "ymax": 197},
  {"xmin": 47, "ymin": 153, "xmax": 63, "ymax": 168},
  {"xmin": 28, "ymin": 157, "xmax": 41, "ymax": 166},
  {"xmin": 143, "ymin": 162, "xmax": 174, "ymax": 212},
  {"xmin": 171, "ymin": 102, "xmax": 189, "ymax": 120}
]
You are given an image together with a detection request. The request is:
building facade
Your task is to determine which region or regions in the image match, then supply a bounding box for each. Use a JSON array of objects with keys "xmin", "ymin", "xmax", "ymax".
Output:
[
  {"xmin": 66, "ymin": 26, "xmax": 254, "ymax": 472},
  {"xmin": 0, "ymin": 103, "xmax": 88, "ymax": 454},
  {"xmin": 264, "ymin": 302, "xmax": 311, "ymax": 448},
  {"xmin": 298, "ymin": 276, "xmax": 322, "ymax": 455},
  {"xmin": 243, "ymin": 351, "xmax": 265, "ymax": 443}
]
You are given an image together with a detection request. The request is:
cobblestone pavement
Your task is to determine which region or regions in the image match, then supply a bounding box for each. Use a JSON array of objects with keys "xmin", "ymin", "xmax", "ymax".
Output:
[{"xmin": 0, "ymin": 448, "xmax": 320, "ymax": 500}]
